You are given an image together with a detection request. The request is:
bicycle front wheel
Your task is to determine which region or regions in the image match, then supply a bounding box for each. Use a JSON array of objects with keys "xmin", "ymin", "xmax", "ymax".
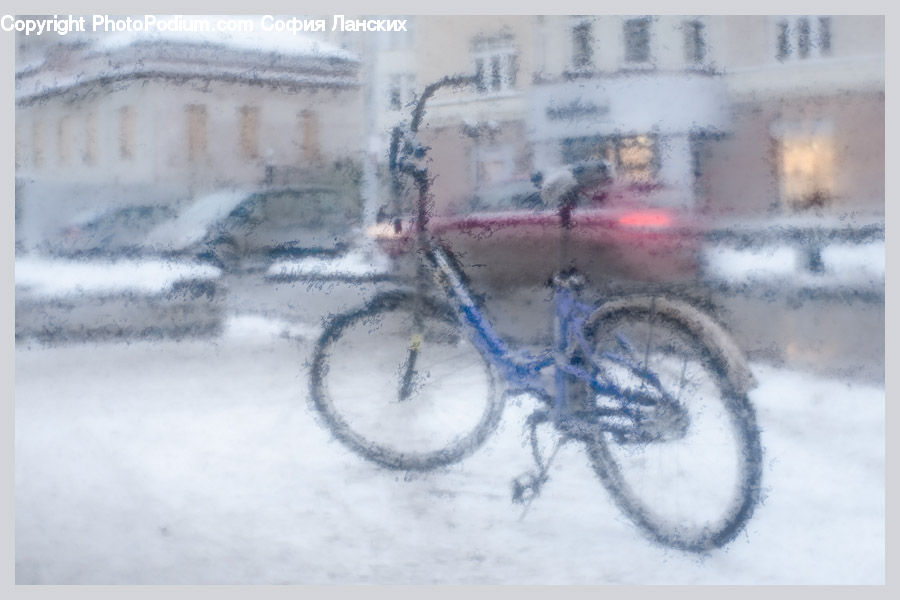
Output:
[
  {"xmin": 584, "ymin": 297, "xmax": 762, "ymax": 552},
  {"xmin": 310, "ymin": 291, "xmax": 503, "ymax": 471}
]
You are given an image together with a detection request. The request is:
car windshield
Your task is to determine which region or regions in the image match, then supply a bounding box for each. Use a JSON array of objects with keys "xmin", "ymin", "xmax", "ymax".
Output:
[
  {"xmin": 251, "ymin": 188, "xmax": 344, "ymax": 227},
  {"xmin": 56, "ymin": 204, "xmax": 178, "ymax": 255},
  {"xmin": 144, "ymin": 189, "xmax": 253, "ymax": 251},
  {"xmin": 143, "ymin": 186, "xmax": 349, "ymax": 253}
]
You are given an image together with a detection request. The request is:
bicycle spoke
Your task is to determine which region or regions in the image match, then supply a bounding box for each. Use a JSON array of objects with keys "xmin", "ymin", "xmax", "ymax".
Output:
[
  {"xmin": 584, "ymin": 301, "xmax": 761, "ymax": 551},
  {"xmin": 397, "ymin": 343, "xmax": 420, "ymax": 402},
  {"xmin": 311, "ymin": 294, "xmax": 503, "ymax": 469}
]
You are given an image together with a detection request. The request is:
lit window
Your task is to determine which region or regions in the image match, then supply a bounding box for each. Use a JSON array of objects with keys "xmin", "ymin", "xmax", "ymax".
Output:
[
  {"xmin": 562, "ymin": 134, "xmax": 657, "ymax": 183},
  {"xmin": 473, "ymin": 35, "xmax": 517, "ymax": 93},
  {"xmin": 624, "ymin": 18, "xmax": 651, "ymax": 64},
  {"xmin": 780, "ymin": 134, "xmax": 836, "ymax": 209},
  {"xmin": 186, "ymin": 104, "xmax": 207, "ymax": 160},
  {"xmin": 572, "ymin": 21, "xmax": 593, "ymax": 69},
  {"xmin": 776, "ymin": 16, "xmax": 832, "ymax": 61},
  {"xmin": 683, "ymin": 20, "xmax": 706, "ymax": 65},
  {"xmin": 618, "ymin": 136, "xmax": 655, "ymax": 183}
]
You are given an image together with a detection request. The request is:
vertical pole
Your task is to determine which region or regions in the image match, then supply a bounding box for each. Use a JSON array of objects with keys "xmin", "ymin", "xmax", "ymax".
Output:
[
  {"xmin": 553, "ymin": 285, "xmax": 569, "ymax": 423},
  {"xmin": 362, "ymin": 32, "xmax": 379, "ymax": 229}
]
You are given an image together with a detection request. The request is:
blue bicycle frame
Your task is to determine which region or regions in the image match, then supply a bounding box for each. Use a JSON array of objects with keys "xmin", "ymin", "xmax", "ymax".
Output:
[
  {"xmin": 392, "ymin": 74, "xmax": 687, "ymax": 448},
  {"xmin": 315, "ymin": 72, "xmax": 762, "ymax": 552},
  {"xmin": 425, "ymin": 238, "xmax": 686, "ymax": 446}
]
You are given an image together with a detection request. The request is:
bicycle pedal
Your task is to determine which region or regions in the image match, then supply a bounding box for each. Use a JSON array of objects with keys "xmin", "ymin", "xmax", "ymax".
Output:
[{"xmin": 511, "ymin": 472, "xmax": 545, "ymax": 504}]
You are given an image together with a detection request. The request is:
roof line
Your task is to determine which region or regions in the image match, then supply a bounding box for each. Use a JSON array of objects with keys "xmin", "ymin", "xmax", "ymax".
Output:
[{"xmin": 16, "ymin": 69, "xmax": 359, "ymax": 107}]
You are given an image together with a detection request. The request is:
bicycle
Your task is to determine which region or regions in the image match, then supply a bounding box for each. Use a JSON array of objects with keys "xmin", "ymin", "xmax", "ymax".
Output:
[{"xmin": 310, "ymin": 75, "xmax": 763, "ymax": 553}]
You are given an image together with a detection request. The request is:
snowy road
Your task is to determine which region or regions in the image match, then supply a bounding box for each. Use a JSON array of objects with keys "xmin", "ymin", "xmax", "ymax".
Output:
[{"xmin": 14, "ymin": 322, "xmax": 884, "ymax": 584}]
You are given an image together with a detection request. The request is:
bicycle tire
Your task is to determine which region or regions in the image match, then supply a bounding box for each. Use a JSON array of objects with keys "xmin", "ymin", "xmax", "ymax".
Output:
[
  {"xmin": 583, "ymin": 296, "xmax": 762, "ymax": 552},
  {"xmin": 310, "ymin": 291, "xmax": 504, "ymax": 471}
]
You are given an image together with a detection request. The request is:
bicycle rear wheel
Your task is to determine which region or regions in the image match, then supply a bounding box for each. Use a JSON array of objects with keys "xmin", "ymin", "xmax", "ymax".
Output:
[
  {"xmin": 584, "ymin": 297, "xmax": 762, "ymax": 552},
  {"xmin": 310, "ymin": 291, "xmax": 503, "ymax": 471}
]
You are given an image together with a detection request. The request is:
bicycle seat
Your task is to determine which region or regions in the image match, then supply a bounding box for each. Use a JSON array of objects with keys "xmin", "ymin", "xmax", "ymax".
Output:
[
  {"xmin": 540, "ymin": 169, "xmax": 578, "ymax": 208},
  {"xmin": 540, "ymin": 160, "xmax": 614, "ymax": 208}
]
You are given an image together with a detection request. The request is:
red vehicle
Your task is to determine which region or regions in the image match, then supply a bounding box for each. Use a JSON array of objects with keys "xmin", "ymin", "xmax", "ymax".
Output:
[{"xmin": 370, "ymin": 177, "xmax": 703, "ymax": 288}]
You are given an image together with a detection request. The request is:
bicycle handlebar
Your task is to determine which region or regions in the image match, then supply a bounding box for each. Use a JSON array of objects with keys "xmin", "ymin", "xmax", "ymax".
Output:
[
  {"xmin": 388, "ymin": 74, "xmax": 479, "ymax": 232},
  {"xmin": 409, "ymin": 74, "xmax": 479, "ymax": 133},
  {"xmin": 389, "ymin": 74, "xmax": 478, "ymax": 172},
  {"xmin": 387, "ymin": 74, "xmax": 614, "ymax": 234}
]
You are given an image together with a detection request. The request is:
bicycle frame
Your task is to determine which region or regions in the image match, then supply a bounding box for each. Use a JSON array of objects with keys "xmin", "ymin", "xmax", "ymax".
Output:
[
  {"xmin": 311, "ymin": 72, "xmax": 761, "ymax": 551},
  {"xmin": 393, "ymin": 73, "xmax": 687, "ymax": 445},
  {"xmin": 423, "ymin": 237, "xmax": 685, "ymax": 445}
]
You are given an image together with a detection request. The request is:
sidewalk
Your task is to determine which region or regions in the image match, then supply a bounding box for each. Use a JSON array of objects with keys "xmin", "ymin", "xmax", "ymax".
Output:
[{"xmin": 15, "ymin": 333, "xmax": 884, "ymax": 584}]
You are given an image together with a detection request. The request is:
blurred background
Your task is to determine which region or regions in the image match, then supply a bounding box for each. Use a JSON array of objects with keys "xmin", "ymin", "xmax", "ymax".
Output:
[
  {"xmin": 14, "ymin": 14, "xmax": 884, "ymax": 374},
  {"xmin": 12, "ymin": 14, "xmax": 885, "ymax": 584}
]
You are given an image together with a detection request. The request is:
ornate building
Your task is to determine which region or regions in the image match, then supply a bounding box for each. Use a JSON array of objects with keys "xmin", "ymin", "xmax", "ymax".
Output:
[{"xmin": 15, "ymin": 22, "xmax": 364, "ymax": 249}]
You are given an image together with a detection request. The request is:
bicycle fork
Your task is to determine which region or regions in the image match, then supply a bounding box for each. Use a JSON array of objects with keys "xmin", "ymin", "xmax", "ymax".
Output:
[
  {"xmin": 398, "ymin": 245, "xmax": 433, "ymax": 402},
  {"xmin": 511, "ymin": 280, "xmax": 586, "ymax": 514},
  {"xmin": 397, "ymin": 333, "xmax": 422, "ymax": 402},
  {"xmin": 511, "ymin": 409, "xmax": 566, "ymax": 518}
]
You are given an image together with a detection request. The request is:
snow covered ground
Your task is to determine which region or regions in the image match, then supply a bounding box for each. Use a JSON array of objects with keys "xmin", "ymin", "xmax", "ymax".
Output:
[
  {"xmin": 14, "ymin": 320, "xmax": 884, "ymax": 584},
  {"xmin": 266, "ymin": 246, "xmax": 392, "ymax": 280},
  {"xmin": 702, "ymin": 240, "xmax": 885, "ymax": 290},
  {"xmin": 14, "ymin": 256, "xmax": 221, "ymax": 298}
]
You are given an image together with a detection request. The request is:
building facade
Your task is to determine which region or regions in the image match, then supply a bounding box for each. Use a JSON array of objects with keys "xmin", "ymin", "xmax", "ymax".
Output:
[
  {"xmin": 710, "ymin": 15, "xmax": 884, "ymax": 219},
  {"xmin": 350, "ymin": 15, "xmax": 883, "ymax": 221},
  {"xmin": 15, "ymin": 15, "xmax": 884, "ymax": 250},
  {"xmin": 15, "ymin": 25, "xmax": 365, "ymax": 250}
]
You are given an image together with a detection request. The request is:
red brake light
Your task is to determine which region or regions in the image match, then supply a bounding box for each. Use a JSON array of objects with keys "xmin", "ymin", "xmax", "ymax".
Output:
[{"xmin": 617, "ymin": 211, "xmax": 673, "ymax": 228}]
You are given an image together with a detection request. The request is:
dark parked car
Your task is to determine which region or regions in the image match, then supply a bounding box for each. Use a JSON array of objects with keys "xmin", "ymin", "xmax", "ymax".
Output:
[
  {"xmin": 147, "ymin": 185, "xmax": 361, "ymax": 272},
  {"xmin": 16, "ymin": 202, "xmax": 224, "ymax": 344},
  {"xmin": 15, "ymin": 255, "xmax": 223, "ymax": 343},
  {"xmin": 51, "ymin": 204, "xmax": 178, "ymax": 257}
]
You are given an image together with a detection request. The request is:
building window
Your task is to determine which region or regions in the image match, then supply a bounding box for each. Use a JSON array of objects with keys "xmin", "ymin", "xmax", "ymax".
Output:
[
  {"xmin": 186, "ymin": 104, "xmax": 207, "ymax": 160},
  {"xmin": 797, "ymin": 18, "xmax": 812, "ymax": 58},
  {"xmin": 388, "ymin": 73, "xmax": 416, "ymax": 111},
  {"xmin": 300, "ymin": 110, "xmax": 320, "ymax": 162},
  {"xmin": 57, "ymin": 115, "xmax": 72, "ymax": 166},
  {"xmin": 562, "ymin": 134, "xmax": 658, "ymax": 183},
  {"xmin": 624, "ymin": 18, "xmax": 651, "ymax": 64},
  {"xmin": 572, "ymin": 21, "xmax": 593, "ymax": 69},
  {"xmin": 818, "ymin": 17, "xmax": 832, "ymax": 54},
  {"xmin": 778, "ymin": 132, "xmax": 836, "ymax": 209},
  {"xmin": 239, "ymin": 105, "xmax": 259, "ymax": 159},
  {"xmin": 32, "ymin": 120, "xmax": 44, "ymax": 167},
  {"xmin": 119, "ymin": 106, "xmax": 135, "ymax": 160},
  {"xmin": 683, "ymin": 20, "xmax": 706, "ymax": 65},
  {"xmin": 618, "ymin": 136, "xmax": 656, "ymax": 183},
  {"xmin": 689, "ymin": 131, "xmax": 720, "ymax": 188},
  {"xmin": 83, "ymin": 113, "xmax": 97, "ymax": 165},
  {"xmin": 776, "ymin": 16, "xmax": 832, "ymax": 61},
  {"xmin": 777, "ymin": 21, "xmax": 790, "ymax": 60},
  {"xmin": 473, "ymin": 35, "xmax": 517, "ymax": 93},
  {"xmin": 475, "ymin": 145, "xmax": 516, "ymax": 188}
]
